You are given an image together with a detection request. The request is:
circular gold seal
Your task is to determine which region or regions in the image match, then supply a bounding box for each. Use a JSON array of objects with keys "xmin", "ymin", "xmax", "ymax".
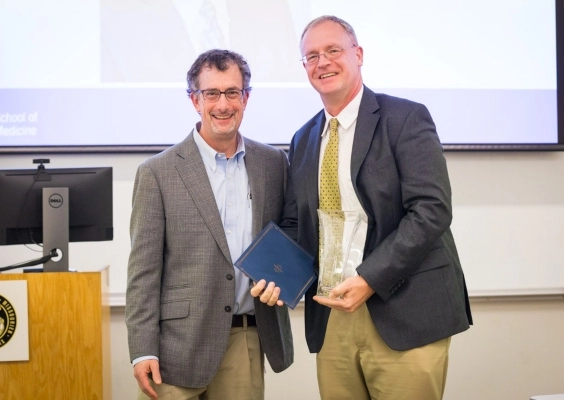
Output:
[{"xmin": 0, "ymin": 294, "xmax": 17, "ymax": 348}]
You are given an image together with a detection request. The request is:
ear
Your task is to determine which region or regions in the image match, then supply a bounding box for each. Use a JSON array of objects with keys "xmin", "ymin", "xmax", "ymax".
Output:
[
  {"xmin": 241, "ymin": 90, "xmax": 250, "ymax": 109},
  {"xmin": 190, "ymin": 92, "xmax": 201, "ymax": 114},
  {"xmin": 356, "ymin": 45, "xmax": 364, "ymax": 67}
]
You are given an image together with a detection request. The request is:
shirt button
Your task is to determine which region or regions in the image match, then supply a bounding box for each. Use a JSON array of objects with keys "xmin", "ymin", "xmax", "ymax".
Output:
[
  {"xmin": 225, "ymin": 306, "xmax": 232, "ymax": 312},
  {"xmin": 226, "ymin": 274, "xmax": 233, "ymax": 280},
  {"xmin": 227, "ymin": 230, "xmax": 231, "ymax": 234}
]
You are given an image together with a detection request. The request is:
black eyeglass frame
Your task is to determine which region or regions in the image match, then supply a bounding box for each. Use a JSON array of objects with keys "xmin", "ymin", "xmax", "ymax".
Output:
[{"xmin": 186, "ymin": 87, "xmax": 252, "ymax": 101}]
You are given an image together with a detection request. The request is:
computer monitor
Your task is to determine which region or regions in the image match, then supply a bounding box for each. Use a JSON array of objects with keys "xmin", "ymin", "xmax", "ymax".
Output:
[{"xmin": 0, "ymin": 162, "xmax": 113, "ymax": 272}]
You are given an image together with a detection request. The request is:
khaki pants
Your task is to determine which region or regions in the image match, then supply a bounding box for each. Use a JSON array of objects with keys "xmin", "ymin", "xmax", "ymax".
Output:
[
  {"xmin": 317, "ymin": 304, "xmax": 450, "ymax": 400},
  {"xmin": 139, "ymin": 325, "xmax": 264, "ymax": 400}
]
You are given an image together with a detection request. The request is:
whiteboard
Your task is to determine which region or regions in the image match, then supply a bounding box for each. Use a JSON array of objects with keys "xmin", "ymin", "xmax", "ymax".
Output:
[{"xmin": 447, "ymin": 151, "xmax": 564, "ymax": 297}]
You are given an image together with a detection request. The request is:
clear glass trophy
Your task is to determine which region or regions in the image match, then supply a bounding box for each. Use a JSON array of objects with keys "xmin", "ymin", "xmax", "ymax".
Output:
[{"xmin": 316, "ymin": 210, "xmax": 363, "ymax": 297}]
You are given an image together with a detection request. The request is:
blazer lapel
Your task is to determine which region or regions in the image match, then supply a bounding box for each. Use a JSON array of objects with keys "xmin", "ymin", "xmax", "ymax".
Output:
[
  {"xmin": 306, "ymin": 112, "xmax": 324, "ymax": 230},
  {"xmin": 351, "ymin": 86, "xmax": 380, "ymax": 184},
  {"xmin": 175, "ymin": 132, "xmax": 232, "ymax": 264},
  {"xmin": 244, "ymin": 140, "xmax": 266, "ymax": 236}
]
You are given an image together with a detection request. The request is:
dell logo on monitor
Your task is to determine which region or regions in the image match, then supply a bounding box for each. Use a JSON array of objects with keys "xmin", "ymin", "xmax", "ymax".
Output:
[{"xmin": 48, "ymin": 193, "xmax": 64, "ymax": 208}]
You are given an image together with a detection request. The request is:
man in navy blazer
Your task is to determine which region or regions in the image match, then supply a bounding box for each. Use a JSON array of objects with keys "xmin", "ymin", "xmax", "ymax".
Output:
[{"xmin": 253, "ymin": 15, "xmax": 472, "ymax": 400}]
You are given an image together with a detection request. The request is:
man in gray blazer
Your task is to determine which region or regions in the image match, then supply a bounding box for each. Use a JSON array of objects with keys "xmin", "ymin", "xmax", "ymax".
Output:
[
  {"xmin": 126, "ymin": 49, "xmax": 293, "ymax": 400},
  {"xmin": 254, "ymin": 16, "xmax": 472, "ymax": 400}
]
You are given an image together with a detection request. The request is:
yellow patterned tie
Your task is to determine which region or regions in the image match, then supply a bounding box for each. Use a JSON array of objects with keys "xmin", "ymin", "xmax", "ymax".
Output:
[
  {"xmin": 318, "ymin": 118, "xmax": 343, "ymax": 287},
  {"xmin": 319, "ymin": 118, "xmax": 341, "ymax": 210}
]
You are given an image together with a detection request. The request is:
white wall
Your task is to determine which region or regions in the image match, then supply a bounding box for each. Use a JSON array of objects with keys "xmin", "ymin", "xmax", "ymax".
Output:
[
  {"xmin": 2, "ymin": 151, "xmax": 564, "ymax": 298},
  {"xmin": 2, "ymin": 150, "xmax": 564, "ymax": 398},
  {"xmin": 110, "ymin": 298, "xmax": 564, "ymax": 400}
]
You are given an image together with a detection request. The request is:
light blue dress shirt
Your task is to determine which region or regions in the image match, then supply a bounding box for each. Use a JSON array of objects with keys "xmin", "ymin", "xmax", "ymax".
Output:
[{"xmin": 193, "ymin": 127, "xmax": 254, "ymax": 315}]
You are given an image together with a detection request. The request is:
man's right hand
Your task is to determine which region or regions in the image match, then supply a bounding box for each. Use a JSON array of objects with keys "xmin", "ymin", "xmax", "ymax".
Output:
[{"xmin": 133, "ymin": 359, "xmax": 161, "ymax": 400}]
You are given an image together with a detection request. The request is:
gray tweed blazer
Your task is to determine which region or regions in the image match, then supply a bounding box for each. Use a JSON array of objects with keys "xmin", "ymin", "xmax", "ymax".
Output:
[{"xmin": 126, "ymin": 132, "xmax": 293, "ymax": 388}]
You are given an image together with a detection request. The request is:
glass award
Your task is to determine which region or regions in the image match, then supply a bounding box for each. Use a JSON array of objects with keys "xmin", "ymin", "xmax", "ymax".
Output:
[{"xmin": 316, "ymin": 210, "xmax": 363, "ymax": 297}]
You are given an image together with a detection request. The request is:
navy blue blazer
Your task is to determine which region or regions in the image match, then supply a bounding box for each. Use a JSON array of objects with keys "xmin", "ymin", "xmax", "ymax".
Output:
[{"xmin": 281, "ymin": 86, "xmax": 472, "ymax": 352}]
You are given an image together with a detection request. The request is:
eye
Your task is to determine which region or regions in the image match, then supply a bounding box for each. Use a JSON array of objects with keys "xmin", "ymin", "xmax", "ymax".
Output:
[
  {"xmin": 327, "ymin": 48, "xmax": 341, "ymax": 56},
  {"xmin": 225, "ymin": 89, "xmax": 240, "ymax": 99},
  {"xmin": 205, "ymin": 90, "xmax": 219, "ymax": 99},
  {"xmin": 306, "ymin": 54, "xmax": 319, "ymax": 63}
]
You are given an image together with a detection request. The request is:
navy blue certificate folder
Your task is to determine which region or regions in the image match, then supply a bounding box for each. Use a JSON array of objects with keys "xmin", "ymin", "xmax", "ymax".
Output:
[{"xmin": 234, "ymin": 221, "xmax": 316, "ymax": 309}]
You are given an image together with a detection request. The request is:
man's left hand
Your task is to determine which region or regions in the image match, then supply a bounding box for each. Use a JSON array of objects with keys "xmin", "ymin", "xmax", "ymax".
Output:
[
  {"xmin": 313, "ymin": 276, "xmax": 375, "ymax": 312},
  {"xmin": 250, "ymin": 279, "xmax": 284, "ymax": 307}
]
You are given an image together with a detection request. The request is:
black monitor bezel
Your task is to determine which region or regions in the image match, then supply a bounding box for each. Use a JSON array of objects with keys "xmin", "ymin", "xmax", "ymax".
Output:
[{"xmin": 0, "ymin": 166, "xmax": 114, "ymax": 246}]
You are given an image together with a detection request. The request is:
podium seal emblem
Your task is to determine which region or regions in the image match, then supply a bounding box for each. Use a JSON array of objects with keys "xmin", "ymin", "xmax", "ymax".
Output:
[{"xmin": 0, "ymin": 295, "xmax": 17, "ymax": 348}]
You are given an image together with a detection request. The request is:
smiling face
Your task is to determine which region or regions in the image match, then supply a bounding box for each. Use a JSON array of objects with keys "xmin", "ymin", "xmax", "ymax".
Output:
[
  {"xmin": 190, "ymin": 63, "xmax": 249, "ymax": 155},
  {"xmin": 300, "ymin": 20, "xmax": 364, "ymax": 115}
]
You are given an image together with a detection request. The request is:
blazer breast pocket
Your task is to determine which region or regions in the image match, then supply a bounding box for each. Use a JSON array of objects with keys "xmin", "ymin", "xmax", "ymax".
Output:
[{"xmin": 366, "ymin": 155, "xmax": 395, "ymax": 172}]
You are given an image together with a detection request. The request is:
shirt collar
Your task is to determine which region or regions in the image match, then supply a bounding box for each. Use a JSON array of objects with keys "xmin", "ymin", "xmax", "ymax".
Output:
[
  {"xmin": 322, "ymin": 86, "xmax": 364, "ymax": 136},
  {"xmin": 192, "ymin": 123, "xmax": 246, "ymax": 172}
]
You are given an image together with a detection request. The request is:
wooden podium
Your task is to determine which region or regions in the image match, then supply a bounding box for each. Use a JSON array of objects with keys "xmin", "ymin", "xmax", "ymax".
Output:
[{"xmin": 0, "ymin": 267, "xmax": 112, "ymax": 399}]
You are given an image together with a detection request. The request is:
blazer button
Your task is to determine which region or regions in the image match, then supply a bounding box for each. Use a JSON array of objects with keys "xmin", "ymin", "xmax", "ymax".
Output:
[
  {"xmin": 225, "ymin": 306, "xmax": 232, "ymax": 312},
  {"xmin": 226, "ymin": 274, "xmax": 233, "ymax": 280}
]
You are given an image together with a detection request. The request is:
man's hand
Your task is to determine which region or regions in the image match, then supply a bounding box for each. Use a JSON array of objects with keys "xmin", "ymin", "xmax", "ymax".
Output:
[
  {"xmin": 313, "ymin": 276, "xmax": 375, "ymax": 313},
  {"xmin": 250, "ymin": 279, "xmax": 285, "ymax": 306},
  {"xmin": 133, "ymin": 359, "xmax": 161, "ymax": 400}
]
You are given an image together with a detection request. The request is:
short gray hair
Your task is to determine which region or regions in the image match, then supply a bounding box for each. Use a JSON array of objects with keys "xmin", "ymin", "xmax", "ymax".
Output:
[{"xmin": 300, "ymin": 15, "xmax": 358, "ymax": 45}]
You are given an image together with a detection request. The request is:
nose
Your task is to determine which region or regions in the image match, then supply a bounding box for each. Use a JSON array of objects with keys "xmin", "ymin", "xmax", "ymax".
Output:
[
  {"xmin": 317, "ymin": 53, "xmax": 331, "ymax": 67},
  {"xmin": 215, "ymin": 92, "xmax": 231, "ymax": 108}
]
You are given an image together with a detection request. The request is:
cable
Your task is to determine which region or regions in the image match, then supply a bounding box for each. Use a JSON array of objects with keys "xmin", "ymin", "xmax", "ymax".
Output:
[{"xmin": 0, "ymin": 249, "xmax": 59, "ymax": 272}]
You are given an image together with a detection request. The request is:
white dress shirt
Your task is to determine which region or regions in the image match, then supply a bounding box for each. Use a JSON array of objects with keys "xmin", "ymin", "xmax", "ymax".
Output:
[
  {"xmin": 319, "ymin": 87, "xmax": 368, "ymax": 274},
  {"xmin": 173, "ymin": 0, "xmax": 230, "ymax": 53}
]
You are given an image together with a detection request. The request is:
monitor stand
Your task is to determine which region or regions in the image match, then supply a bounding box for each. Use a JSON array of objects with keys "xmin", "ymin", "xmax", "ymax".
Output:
[{"xmin": 42, "ymin": 187, "xmax": 69, "ymax": 272}]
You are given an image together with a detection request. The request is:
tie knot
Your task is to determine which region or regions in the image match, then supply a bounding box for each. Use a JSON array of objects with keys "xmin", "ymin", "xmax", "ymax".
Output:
[
  {"xmin": 320, "ymin": 117, "xmax": 341, "ymax": 211},
  {"xmin": 329, "ymin": 118, "xmax": 338, "ymax": 132}
]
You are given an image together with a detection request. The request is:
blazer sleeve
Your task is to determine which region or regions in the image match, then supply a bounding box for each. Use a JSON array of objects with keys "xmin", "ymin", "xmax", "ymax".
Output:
[
  {"xmin": 356, "ymin": 102, "xmax": 454, "ymax": 301},
  {"xmin": 125, "ymin": 162, "xmax": 165, "ymax": 361}
]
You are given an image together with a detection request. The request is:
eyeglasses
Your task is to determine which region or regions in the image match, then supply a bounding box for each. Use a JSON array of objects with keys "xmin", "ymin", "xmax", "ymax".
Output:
[
  {"xmin": 300, "ymin": 45, "xmax": 356, "ymax": 65},
  {"xmin": 192, "ymin": 88, "xmax": 251, "ymax": 102}
]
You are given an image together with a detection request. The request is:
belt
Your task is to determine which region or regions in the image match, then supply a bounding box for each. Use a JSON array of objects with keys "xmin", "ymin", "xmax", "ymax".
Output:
[{"xmin": 231, "ymin": 314, "xmax": 256, "ymax": 327}]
